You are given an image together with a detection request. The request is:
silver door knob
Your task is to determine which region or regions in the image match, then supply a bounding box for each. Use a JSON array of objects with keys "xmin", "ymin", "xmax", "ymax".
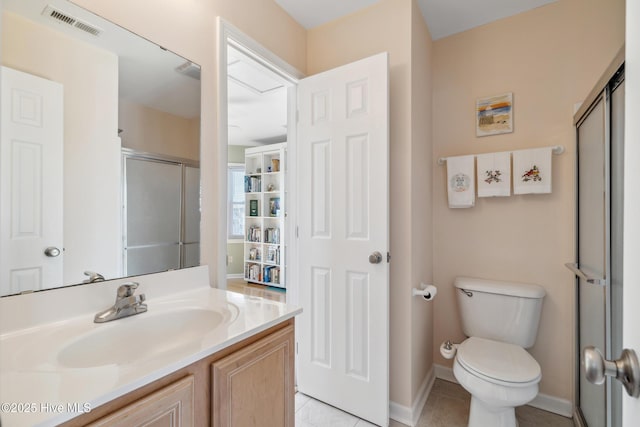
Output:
[
  {"xmin": 583, "ymin": 346, "xmax": 640, "ymax": 397},
  {"xmin": 369, "ymin": 251, "xmax": 382, "ymax": 264},
  {"xmin": 44, "ymin": 246, "xmax": 61, "ymax": 257}
]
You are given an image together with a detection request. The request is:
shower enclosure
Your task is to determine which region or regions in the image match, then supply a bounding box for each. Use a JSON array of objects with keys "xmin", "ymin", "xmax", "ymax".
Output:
[{"xmin": 569, "ymin": 50, "xmax": 624, "ymax": 427}]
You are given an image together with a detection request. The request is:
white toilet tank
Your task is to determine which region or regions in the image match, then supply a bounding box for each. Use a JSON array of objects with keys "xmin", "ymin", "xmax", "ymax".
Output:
[{"xmin": 454, "ymin": 277, "xmax": 546, "ymax": 348}]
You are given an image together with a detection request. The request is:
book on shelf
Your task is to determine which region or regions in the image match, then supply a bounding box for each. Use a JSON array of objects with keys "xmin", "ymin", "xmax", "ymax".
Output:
[
  {"xmin": 264, "ymin": 227, "xmax": 280, "ymax": 244},
  {"xmin": 266, "ymin": 245, "xmax": 280, "ymax": 264},
  {"xmin": 244, "ymin": 175, "xmax": 261, "ymax": 193},
  {"xmin": 247, "ymin": 225, "xmax": 261, "ymax": 242},
  {"xmin": 245, "ymin": 263, "xmax": 261, "ymax": 282},
  {"xmin": 263, "ymin": 265, "xmax": 280, "ymax": 284},
  {"xmin": 248, "ymin": 247, "xmax": 261, "ymax": 261},
  {"xmin": 249, "ymin": 199, "xmax": 258, "ymax": 216}
]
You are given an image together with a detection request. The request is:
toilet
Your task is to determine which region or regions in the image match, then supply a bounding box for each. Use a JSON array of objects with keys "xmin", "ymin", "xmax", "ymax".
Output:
[{"xmin": 443, "ymin": 277, "xmax": 546, "ymax": 427}]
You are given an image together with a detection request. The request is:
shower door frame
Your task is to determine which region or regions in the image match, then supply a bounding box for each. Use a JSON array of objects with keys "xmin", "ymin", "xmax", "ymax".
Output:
[{"xmin": 573, "ymin": 51, "xmax": 625, "ymax": 427}]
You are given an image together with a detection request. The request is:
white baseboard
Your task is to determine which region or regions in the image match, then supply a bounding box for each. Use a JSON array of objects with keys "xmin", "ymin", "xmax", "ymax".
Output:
[
  {"xmin": 226, "ymin": 273, "xmax": 244, "ymax": 279},
  {"xmin": 572, "ymin": 410, "xmax": 585, "ymax": 427},
  {"xmin": 389, "ymin": 367, "xmax": 435, "ymax": 427},
  {"xmin": 529, "ymin": 393, "xmax": 573, "ymax": 418},
  {"xmin": 433, "ymin": 364, "xmax": 573, "ymax": 418},
  {"xmin": 434, "ymin": 363, "xmax": 456, "ymax": 383}
]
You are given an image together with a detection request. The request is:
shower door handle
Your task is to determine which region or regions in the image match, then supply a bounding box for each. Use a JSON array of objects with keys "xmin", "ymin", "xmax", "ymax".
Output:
[{"xmin": 564, "ymin": 263, "xmax": 605, "ymax": 286}]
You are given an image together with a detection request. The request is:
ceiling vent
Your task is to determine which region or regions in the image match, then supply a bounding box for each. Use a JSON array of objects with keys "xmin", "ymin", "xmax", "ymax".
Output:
[
  {"xmin": 41, "ymin": 5, "xmax": 103, "ymax": 37},
  {"xmin": 176, "ymin": 61, "xmax": 201, "ymax": 81}
]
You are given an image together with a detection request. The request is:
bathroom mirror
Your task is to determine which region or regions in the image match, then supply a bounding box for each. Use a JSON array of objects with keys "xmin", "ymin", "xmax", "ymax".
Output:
[{"xmin": 0, "ymin": 0, "xmax": 201, "ymax": 297}]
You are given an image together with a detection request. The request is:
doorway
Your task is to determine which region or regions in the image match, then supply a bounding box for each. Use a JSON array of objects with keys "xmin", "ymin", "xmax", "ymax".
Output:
[
  {"xmin": 217, "ymin": 20, "xmax": 391, "ymax": 427},
  {"xmin": 216, "ymin": 19, "xmax": 302, "ymax": 300}
]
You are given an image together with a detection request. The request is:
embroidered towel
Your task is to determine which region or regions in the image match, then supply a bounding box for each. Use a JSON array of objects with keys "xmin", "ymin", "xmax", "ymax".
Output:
[
  {"xmin": 513, "ymin": 147, "xmax": 552, "ymax": 194},
  {"xmin": 447, "ymin": 155, "xmax": 475, "ymax": 208},
  {"xmin": 476, "ymin": 152, "xmax": 511, "ymax": 197}
]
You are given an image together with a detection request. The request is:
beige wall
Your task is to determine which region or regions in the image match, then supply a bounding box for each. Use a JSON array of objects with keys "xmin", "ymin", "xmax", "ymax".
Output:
[
  {"xmin": 410, "ymin": 0, "xmax": 434, "ymax": 402},
  {"xmin": 308, "ymin": 0, "xmax": 433, "ymax": 408},
  {"xmin": 119, "ymin": 100, "xmax": 200, "ymax": 161},
  {"xmin": 73, "ymin": 0, "xmax": 307, "ymax": 288},
  {"xmin": 2, "ymin": 12, "xmax": 122, "ymax": 286},
  {"xmin": 432, "ymin": 0, "xmax": 624, "ymax": 402}
]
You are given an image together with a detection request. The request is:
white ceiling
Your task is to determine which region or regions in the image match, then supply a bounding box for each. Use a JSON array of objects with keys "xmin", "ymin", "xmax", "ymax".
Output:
[
  {"xmin": 275, "ymin": 0, "xmax": 558, "ymax": 40},
  {"xmin": 4, "ymin": 0, "xmax": 200, "ymax": 119},
  {"xmin": 227, "ymin": 46, "xmax": 289, "ymax": 147}
]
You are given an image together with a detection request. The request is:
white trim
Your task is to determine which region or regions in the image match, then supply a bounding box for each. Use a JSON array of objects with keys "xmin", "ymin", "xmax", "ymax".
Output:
[
  {"xmin": 530, "ymin": 393, "xmax": 573, "ymax": 418},
  {"xmin": 226, "ymin": 273, "xmax": 244, "ymax": 279},
  {"xmin": 389, "ymin": 367, "xmax": 435, "ymax": 427},
  {"xmin": 216, "ymin": 17, "xmax": 303, "ymax": 291},
  {"xmin": 433, "ymin": 364, "xmax": 573, "ymax": 418},
  {"xmin": 434, "ymin": 363, "xmax": 457, "ymax": 383}
]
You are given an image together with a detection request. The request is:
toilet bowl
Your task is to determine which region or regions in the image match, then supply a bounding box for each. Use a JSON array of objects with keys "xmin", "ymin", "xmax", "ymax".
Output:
[
  {"xmin": 446, "ymin": 277, "xmax": 546, "ymax": 427},
  {"xmin": 453, "ymin": 337, "xmax": 541, "ymax": 427}
]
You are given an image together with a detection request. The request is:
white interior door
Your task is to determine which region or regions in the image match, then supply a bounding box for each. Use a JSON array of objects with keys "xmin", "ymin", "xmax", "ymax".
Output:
[
  {"xmin": 0, "ymin": 66, "xmax": 63, "ymax": 296},
  {"xmin": 623, "ymin": 3, "xmax": 640, "ymax": 423},
  {"xmin": 296, "ymin": 52, "xmax": 389, "ymax": 426}
]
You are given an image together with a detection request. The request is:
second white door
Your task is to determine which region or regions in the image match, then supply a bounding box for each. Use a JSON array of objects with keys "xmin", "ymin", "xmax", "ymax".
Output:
[{"xmin": 0, "ymin": 66, "xmax": 64, "ymax": 296}]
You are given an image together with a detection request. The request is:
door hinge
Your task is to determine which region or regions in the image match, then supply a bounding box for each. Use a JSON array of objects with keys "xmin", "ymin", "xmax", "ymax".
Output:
[
  {"xmin": 296, "ymin": 225, "xmax": 299, "ymax": 238},
  {"xmin": 387, "ymin": 252, "xmax": 391, "ymax": 263},
  {"xmin": 296, "ymin": 342, "xmax": 299, "ymax": 354}
]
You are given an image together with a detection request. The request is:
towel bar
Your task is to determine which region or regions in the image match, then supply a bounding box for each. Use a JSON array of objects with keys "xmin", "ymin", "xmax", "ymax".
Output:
[
  {"xmin": 437, "ymin": 145, "xmax": 565, "ymax": 165},
  {"xmin": 564, "ymin": 262, "xmax": 606, "ymax": 286}
]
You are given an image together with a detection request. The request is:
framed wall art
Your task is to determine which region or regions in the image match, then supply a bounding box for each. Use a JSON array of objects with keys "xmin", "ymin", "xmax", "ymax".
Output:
[{"xmin": 476, "ymin": 92, "xmax": 513, "ymax": 137}]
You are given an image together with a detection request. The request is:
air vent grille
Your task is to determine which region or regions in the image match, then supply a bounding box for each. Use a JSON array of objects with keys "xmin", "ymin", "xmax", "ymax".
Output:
[
  {"xmin": 176, "ymin": 61, "xmax": 201, "ymax": 81},
  {"xmin": 41, "ymin": 5, "xmax": 103, "ymax": 37}
]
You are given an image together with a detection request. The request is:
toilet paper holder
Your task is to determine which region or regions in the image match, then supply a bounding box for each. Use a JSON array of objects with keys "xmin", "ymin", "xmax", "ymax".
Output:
[{"xmin": 412, "ymin": 283, "xmax": 437, "ymax": 301}]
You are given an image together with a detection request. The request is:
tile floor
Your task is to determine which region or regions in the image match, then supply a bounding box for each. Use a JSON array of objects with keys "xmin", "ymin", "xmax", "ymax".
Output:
[
  {"xmin": 296, "ymin": 379, "xmax": 574, "ymax": 427},
  {"xmin": 227, "ymin": 280, "xmax": 574, "ymax": 427}
]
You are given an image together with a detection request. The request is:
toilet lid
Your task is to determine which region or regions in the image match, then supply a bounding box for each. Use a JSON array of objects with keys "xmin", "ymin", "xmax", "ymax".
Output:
[{"xmin": 457, "ymin": 337, "xmax": 541, "ymax": 385}]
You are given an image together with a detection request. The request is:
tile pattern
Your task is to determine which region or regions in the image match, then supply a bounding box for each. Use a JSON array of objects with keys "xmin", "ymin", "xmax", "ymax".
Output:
[
  {"xmin": 227, "ymin": 280, "xmax": 573, "ymax": 427},
  {"xmin": 296, "ymin": 380, "xmax": 574, "ymax": 427}
]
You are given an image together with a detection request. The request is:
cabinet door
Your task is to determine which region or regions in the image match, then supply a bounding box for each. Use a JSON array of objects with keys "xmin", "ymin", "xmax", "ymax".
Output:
[
  {"xmin": 212, "ymin": 325, "xmax": 294, "ymax": 427},
  {"xmin": 88, "ymin": 376, "xmax": 194, "ymax": 427}
]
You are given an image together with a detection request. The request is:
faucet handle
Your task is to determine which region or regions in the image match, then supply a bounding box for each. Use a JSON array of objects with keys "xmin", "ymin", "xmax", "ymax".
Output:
[{"xmin": 117, "ymin": 282, "xmax": 139, "ymax": 298}]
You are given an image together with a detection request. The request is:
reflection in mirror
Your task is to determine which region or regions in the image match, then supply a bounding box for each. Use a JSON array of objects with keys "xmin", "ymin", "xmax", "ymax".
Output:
[{"xmin": 0, "ymin": 0, "xmax": 201, "ymax": 297}]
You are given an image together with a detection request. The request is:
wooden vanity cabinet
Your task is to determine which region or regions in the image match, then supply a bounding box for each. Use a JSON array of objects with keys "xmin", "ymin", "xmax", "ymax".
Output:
[
  {"xmin": 87, "ymin": 376, "xmax": 195, "ymax": 426},
  {"xmin": 212, "ymin": 324, "xmax": 294, "ymax": 427},
  {"xmin": 60, "ymin": 319, "xmax": 294, "ymax": 427}
]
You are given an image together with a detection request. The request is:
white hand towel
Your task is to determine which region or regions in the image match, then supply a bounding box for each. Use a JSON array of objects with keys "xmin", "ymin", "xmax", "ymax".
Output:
[
  {"xmin": 513, "ymin": 147, "xmax": 552, "ymax": 194},
  {"xmin": 477, "ymin": 152, "xmax": 511, "ymax": 197},
  {"xmin": 446, "ymin": 155, "xmax": 475, "ymax": 208}
]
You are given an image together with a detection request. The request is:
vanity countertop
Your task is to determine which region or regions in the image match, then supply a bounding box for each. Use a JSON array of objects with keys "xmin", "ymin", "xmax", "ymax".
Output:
[{"xmin": 0, "ymin": 283, "xmax": 301, "ymax": 427}]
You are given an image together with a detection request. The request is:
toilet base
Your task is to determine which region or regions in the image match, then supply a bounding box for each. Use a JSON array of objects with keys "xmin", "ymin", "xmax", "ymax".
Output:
[{"xmin": 468, "ymin": 396, "xmax": 517, "ymax": 427}]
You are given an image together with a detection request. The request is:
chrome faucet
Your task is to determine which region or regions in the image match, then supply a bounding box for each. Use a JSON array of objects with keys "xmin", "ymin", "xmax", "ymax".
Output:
[
  {"xmin": 83, "ymin": 271, "xmax": 105, "ymax": 283},
  {"xmin": 94, "ymin": 282, "xmax": 147, "ymax": 323}
]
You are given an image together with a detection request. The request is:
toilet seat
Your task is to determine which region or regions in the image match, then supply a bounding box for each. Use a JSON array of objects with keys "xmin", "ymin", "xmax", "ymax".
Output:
[{"xmin": 456, "ymin": 337, "xmax": 541, "ymax": 387}]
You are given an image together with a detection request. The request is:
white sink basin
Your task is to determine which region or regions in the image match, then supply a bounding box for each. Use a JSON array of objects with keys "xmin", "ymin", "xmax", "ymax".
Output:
[{"xmin": 57, "ymin": 307, "xmax": 227, "ymax": 368}]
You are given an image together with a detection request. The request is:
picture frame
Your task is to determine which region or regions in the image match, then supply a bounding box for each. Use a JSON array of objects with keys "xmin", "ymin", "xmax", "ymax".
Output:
[
  {"xmin": 476, "ymin": 92, "xmax": 513, "ymax": 137},
  {"xmin": 269, "ymin": 197, "xmax": 280, "ymax": 217}
]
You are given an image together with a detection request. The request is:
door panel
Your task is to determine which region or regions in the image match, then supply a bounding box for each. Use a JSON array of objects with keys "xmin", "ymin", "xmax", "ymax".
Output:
[
  {"xmin": 297, "ymin": 52, "xmax": 389, "ymax": 426},
  {"xmin": 0, "ymin": 66, "xmax": 63, "ymax": 295},
  {"xmin": 577, "ymin": 96, "xmax": 608, "ymax": 427}
]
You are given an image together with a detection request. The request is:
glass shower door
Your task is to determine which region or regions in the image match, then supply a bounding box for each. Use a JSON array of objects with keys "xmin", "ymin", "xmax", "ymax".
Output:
[
  {"xmin": 124, "ymin": 157, "xmax": 182, "ymax": 275},
  {"xmin": 574, "ymin": 68, "xmax": 624, "ymax": 427},
  {"xmin": 576, "ymin": 94, "xmax": 608, "ymax": 427}
]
